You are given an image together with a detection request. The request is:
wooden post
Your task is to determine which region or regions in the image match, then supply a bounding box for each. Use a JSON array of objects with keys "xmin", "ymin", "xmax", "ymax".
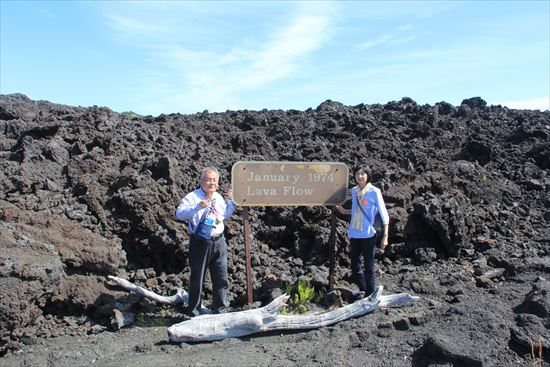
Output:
[
  {"xmin": 243, "ymin": 207, "xmax": 253, "ymax": 304},
  {"xmin": 328, "ymin": 206, "xmax": 337, "ymax": 290}
]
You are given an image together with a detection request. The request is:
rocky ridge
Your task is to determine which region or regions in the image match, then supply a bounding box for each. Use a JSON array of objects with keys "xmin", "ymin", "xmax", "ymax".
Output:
[{"xmin": 0, "ymin": 93, "xmax": 549, "ymax": 366}]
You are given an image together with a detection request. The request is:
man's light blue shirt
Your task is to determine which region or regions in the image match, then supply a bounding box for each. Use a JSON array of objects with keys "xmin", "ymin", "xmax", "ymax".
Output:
[{"xmin": 175, "ymin": 188, "xmax": 236, "ymax": 238}]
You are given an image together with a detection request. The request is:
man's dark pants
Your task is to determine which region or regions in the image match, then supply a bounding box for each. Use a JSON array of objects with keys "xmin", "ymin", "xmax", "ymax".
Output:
[{"xmin": 187, "ymin": 234, "xmax": 229, "ymax": 317}]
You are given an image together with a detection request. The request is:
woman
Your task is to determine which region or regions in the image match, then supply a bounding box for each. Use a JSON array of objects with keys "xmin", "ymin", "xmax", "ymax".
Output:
[{"xmin": 335, "ymin": 165, "xmax": 389, "ymax": 297}]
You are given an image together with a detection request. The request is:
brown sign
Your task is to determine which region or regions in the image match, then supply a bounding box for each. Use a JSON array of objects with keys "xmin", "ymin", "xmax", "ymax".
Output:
[{"xmin": 231, "ymin": 161, "xmax": 349, "ymax": 206}]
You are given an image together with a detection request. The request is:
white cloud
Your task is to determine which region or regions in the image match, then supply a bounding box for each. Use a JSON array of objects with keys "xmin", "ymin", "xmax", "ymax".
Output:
[
  {"xmin": 97, "ymin": 2, "xmax": 337, "ymax": 113},
  {"xmin": 356, "ymin": 24, "xmax": 416, "ymax": 51},
  {"xmin": 357, "ymin": 34, "xmax": 393, "ymax": 50},
  {"xmin": 141, "ymin": 7, "xmax": 333, "ymax": 113},
  {"xmin": 239, "ymin": 13, "xmax": 332, "ymax": 87},
  {"xmin": 105, "ymin": 13, "xmax": 171, "ymax": 35},
  {"xmin": 500, "ymin": 96, "xmax": 550, "ymax": 111}
]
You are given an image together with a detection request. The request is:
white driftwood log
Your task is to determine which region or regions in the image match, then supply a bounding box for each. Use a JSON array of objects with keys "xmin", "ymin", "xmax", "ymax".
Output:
[
  {"xmin": 107, "ymin": 275, "xmax": 211, "ymax": 314},
  {"xmin": 168, "ymin": 286, "xmax": 417, "ymax": 342},
  {"xmin": 107, "ymin": 275, "xmax": 418, "ymax": 343}
]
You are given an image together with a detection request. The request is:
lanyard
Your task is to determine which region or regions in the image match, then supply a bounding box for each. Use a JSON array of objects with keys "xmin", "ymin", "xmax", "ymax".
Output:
[
  {"xmin": 191, "ymin": 200, "xmax": 214, "ymax": 233},
  {"xmin": 355, "ymin": 194, "xmax": 374, "ymax": 228}
]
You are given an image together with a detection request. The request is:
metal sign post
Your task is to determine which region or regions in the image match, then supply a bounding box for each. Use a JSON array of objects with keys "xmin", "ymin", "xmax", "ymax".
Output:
[
  {"xmin": 243, "ymin": 207, "xmax": 253, "ymax": 305},
  {"xmin": 232, "ymin": 161, "xmax": 348, "ymax": 304},
  {"xmin": 328, "ymin": 207, "xmax": 337, "ymax": 290}
]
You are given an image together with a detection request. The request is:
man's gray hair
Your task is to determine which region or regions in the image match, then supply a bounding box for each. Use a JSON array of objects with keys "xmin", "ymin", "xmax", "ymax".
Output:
[{"xmin": 200, "ymin": 166, "xmax": 220, "ymax": 180}]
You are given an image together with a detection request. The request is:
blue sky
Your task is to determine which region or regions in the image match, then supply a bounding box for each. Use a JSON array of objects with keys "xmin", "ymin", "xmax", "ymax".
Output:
[{"xmin": 1, "ymin": 1, "xmax": 549, "ymax": 115}]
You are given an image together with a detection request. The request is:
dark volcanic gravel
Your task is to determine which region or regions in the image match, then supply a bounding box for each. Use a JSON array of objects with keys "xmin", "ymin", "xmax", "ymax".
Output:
[{"xmin": 0, "ymin": 93, "xmax": 549, "ymax": 366}]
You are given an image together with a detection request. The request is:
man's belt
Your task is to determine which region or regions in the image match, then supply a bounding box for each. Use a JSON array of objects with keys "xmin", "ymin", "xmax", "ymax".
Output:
[
  {"xmin": 192, "ymin": 233, "xmax": 224, "ymax": 241},
  {"xmin": 210, "ymin": 233, "xmax": 223, "ymax": 241}
]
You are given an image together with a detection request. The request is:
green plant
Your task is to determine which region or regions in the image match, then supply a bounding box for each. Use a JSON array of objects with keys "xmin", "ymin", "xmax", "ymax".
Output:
[
  {"xmin": 313, "ymin": 287, "xmax": 326, "ymax": 304},
  {"xmin": 279, "ymin": 306, "xmax": 290, "ymax": 315},
  {"xmin": 281, "ymin": 278, "xmax": 319, "ymax": 314},
  {"xmin": 135, "ymin": 307, "xmax": 172, "ymax": 327},
  {"xmin": 294, "ymin": 279, "xmax": 314, "ymax": 305},
  {"xmin": 135, "ymin": 314, "xmax": 168, "ymax": 328}
]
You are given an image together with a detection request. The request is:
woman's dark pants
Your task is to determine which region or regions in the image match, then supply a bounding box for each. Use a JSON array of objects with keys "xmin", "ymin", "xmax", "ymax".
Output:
[{"xmin": 350, "ymin": 236, "xmax": 377, "ymax": 296}]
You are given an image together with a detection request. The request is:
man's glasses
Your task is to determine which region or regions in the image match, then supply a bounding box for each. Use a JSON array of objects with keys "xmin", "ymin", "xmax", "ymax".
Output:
[{"xmin": 201, "ymin": 178, "xmax": 218, "ymax": 183}]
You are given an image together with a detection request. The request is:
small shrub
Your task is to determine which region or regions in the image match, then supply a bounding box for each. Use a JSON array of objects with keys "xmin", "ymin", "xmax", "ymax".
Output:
[
  {"xmin": 135, "ymin": 307, "xmax": 172, "ymax": 327},
  {"xmin": 280, "ymin": 278, "xmax": 321, "ymax": 314}
]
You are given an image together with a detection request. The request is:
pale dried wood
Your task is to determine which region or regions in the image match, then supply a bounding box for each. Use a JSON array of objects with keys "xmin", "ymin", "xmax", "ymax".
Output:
[
  {"xmin": 107, "ymin": 276, "xmax": 418, "ymax": 343},
  {"xmin": 107, "ymin": 275, "xmax": 211, "ymax": 314},
  {"xmin": 168, "ymin": 286, "xmax": 418, "ymax": 342}
]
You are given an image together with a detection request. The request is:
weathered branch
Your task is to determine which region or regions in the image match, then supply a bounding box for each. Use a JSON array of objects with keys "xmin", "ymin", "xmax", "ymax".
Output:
[
  {"xmin": 167, "ymin": 286, "xmax": 418, "ymax": 342},
  {"xmin": 107, "ymin": 276, "xmax": 419, "ymax": 343},
  {"xmin": 107, "ymin": 275, "xmax": 211, "ymax": 314},
  {"xmin": 108, "ymin": 275, "xmax": 186, "ymax": 304}
]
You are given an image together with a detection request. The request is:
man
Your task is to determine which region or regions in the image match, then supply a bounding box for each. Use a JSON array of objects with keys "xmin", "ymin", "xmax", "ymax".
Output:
[{"xmin": 175, "ymin": 167, "xmax": 236, "ymax": 316}]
